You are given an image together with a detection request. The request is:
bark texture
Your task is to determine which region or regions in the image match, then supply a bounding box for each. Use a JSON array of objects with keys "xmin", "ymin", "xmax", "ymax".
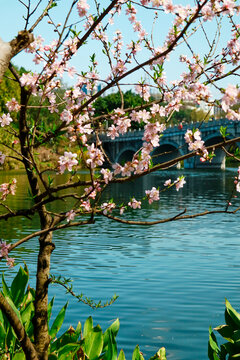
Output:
[
  {"xmin": 34, "ymin": 230, "xmax": 55, "ymax": 360},
  {"xmin": 0, "ymin": 31, "xmax": 34, "ymax": 81}
]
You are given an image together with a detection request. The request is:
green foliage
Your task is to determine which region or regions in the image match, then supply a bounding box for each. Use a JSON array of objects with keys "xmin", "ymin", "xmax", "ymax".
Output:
[
  {"xmin": 208, "ymin": 299, "xmax": 240, "ymax": 359},
  {"xmin": 94, "ymin": 90, "xmax": 145, "ymax": 116},
  {"xmin": 220, "ymin": 126, "xmax": 229, "ymax": 139},
  {"xmin": 49, "ymin": 274, "xmax": 119, "ymax": 308},
  {"xmin": 0, "ymin": 264, "xmax": 34, "ymax": 359},
  {"xmin": 93, "ymin": 91, "xmax": 148, "ymax": 129},
  {"xmin": 0, "ymin": 265, "xmax": 167, "ymax": 360}
]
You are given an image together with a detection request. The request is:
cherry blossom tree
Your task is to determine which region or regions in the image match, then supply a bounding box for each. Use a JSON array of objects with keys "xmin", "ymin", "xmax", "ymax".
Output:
[{"xmin": 0, "ymin": 0, "xmax": 240, "ymax": 359}]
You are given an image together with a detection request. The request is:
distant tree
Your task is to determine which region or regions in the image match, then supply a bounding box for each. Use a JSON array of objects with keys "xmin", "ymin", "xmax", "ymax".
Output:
[
  {"xmin": 94, "ymin": 90, "xmax": 150, "ymax": 129},
  {"xmin": 94, "ymin": 90, "xmax": 146, "ymax": 116}
]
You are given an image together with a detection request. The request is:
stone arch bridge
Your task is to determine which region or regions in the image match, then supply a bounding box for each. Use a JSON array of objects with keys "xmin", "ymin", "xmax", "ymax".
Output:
[{"xmin": 99, "ymin": 119, "xmax": 240, "ymax": 169}]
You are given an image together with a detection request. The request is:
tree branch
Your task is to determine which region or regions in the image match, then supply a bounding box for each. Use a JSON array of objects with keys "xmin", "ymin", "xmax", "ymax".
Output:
[{"xmin": 0, "ymin": 292, "xmax": 39, "ymax": 360}]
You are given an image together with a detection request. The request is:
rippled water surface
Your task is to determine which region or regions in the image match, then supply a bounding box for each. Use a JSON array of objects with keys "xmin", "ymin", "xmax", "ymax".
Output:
[{"xmin": 1, "ymin": 169, "xmax": 240, "ymax": 360}]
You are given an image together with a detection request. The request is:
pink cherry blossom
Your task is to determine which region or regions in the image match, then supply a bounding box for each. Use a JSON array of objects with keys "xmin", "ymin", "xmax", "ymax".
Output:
[
  {"xmin": 0, "ymin": 241, "xmax": 10, "ymax": 258},
  {"xmin": 86, "ymin": 144, "xmax": 104, "ymax": 168},
  {"xmin": 0, "ymin": 241, "xmax": 14, "ymax": 268},
  {"xmin": 135, "ymin": 84, "xmax": 150, "ymax": 101},
  {"xmin": 77, "ymin": 0, "xmax": 89, "ymax": 17},
  {"xmin": 101, "ymin": 202, "xmax": 116, "ymax": 215},
  {"xmin": 58, "ymin": 152, "xmax": 78, "ymax": 174},
  {"xmin": 0, "ymin": 178, "xmax": 17, "ymax": 201},
  {"xmin": 112, "ymin": 163, "xmax": 123, "ymax": 176},
  {"xmin": 175, "ymin": 177, "xmax": 186, "ymax": 191},
  {"xmin": 100, "ymin": 168, "xmax": 113, "ymax": 184},
  {"xmin": 66, "ymin": 210, "xmax": 76, "ymax": 222},
  {"xmin": 80, "ymin": 200, "xmax": 91, "ymax": 211},
  {"xmin": 6, "ymin": 257, "xmax": 15, "ymax": 268},
  {"xmin": 60, "ymin": 109, "xmax": 73, "ymax": 125},
  {"xmin": 6, "ymin": 98, "xmax": 21, "ymax": 112},
  {"xmin": 145, "ymin": 187, "xmax": 160, "ymax": 204},
  {"xmin": 128, "ymin": 198, "xmax": 141, "ymax": 209},
  {"xmin": 107, "ymin": 125, "xmax": 119, "ymax": 140},
  {"xmin": 0, "ymin": 113, "xmax": 13, "ymax": 127},
  {"xmin": 164, "ymin": 179, "xmax": 172, "ymax": 187}
]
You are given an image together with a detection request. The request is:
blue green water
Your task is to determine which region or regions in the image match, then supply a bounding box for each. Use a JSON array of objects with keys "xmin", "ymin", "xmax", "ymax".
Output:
[{"xmin": 1, "ymin": 169, "xmax": 240, "ymax": 359}]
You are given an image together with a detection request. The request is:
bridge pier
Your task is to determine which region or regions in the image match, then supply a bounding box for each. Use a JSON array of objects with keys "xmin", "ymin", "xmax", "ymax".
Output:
[{"xmin": 184, "ymin": 157, "xmax": 195, "ymax": 169}]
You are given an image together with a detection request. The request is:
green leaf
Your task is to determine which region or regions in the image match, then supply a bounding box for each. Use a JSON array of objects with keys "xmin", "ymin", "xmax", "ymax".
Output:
[
  {"xmin": 58, "ymin": 343, "xmax": 81, "ymax": 360},
  {"xmin": 0, "ymin": 321, "xmax": 6, "ymax": 347},
  {"xmin": 214, "ymin": 325, "xmax": 234, "ymax": 342},
  {"xmin": 157, "ymin": 347, "xmax": 167, "ymax": 360},
  {"xmin": 84, "ymin": 325, "xmax": 104, "ymax": 360},
  {"xmin": 1, "ymin": 273, "xmax": 11, "ymax": 298},
  {"xmin": 132, "ymin": 345, "xmax": 144, "ymax": 360},
  {"xmin": 208, "ymin": 327, "xmax": 220, "ymax": 360},
  {"xmin": 20, "ymin": 300, "xmax": 34, "ymax": 328},
  {"xmin": 103, "ymin": 330, "xmax": 117, "ymax": 360},
  {"xmin": 5, "ymin": 295, "xmax": 22, "ymax": 324},
  {"xmin": 220, "ymin": 126, "xmax": 229, "ymax": 138},
  {"xmin": 48, "ymin": 297, "xmax": 55, "ymax": 325},
  {"xmin": 225, "ymin": 299, "xmax": 240, "ymax": 330},
  {"xmin": 12, "ymin": 353, "xmax": 26, "ymax": 360},
  {"xmin": 83, "ymin": 316, "xmax": 93, "ymax": 338},
  {"xmin": 75, "ymin": 321, "xmax": 82, "ymax": 338},
  {"xmin": 149, "ymin": 348, "xmax": 167, "ymax": 360},
  {"xmin": 6, "ymin": 325, "xmax": 17, "ymax": 352},
  {"xmin": 118, "ymin": 349, "xmax": 126, "ymax": 360},
  {"xmin": 49, "ymin": 302, "xmax": 68, "ymax": 339},
  {"xmin": 233, "ymin": 330, "xmax": 240, "ymax": 343},
  {"xmin": 11, "ymin": 265, "xmax": 29, "ymax": 307},
  {"xmin": 103, "ymin": 319, "xmax": 120, "ymax": 350}
]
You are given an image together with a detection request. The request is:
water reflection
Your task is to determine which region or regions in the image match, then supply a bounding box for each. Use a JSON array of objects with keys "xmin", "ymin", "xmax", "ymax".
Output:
[{"xmin": 0, "ymin": 169, "xmax": 240, "ymax": 360}]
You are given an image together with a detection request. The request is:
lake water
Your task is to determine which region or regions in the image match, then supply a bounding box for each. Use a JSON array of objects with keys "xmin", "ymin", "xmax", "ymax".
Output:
[{"xmin": 1, "ymin": 168, "xmax": 240, "ymax": 360}]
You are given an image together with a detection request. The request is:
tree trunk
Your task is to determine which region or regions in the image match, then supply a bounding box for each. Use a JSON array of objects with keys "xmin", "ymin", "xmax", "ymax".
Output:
[
  {"xmin": 18, "ymin": 85, "xmax": 55, "ymax": 359},
  {"xmin": 34, "ymin": 229, "xmax": 55, "ymax": 360}
]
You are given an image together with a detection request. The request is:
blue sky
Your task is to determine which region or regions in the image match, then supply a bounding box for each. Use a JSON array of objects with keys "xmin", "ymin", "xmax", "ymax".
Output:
[{"xmin": 0, "ymin": 1, "xmax": 238, "ymax": 98}]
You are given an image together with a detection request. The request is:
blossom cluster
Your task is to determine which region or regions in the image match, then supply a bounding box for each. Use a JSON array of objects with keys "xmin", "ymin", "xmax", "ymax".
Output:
[
  {"xmin": 4, "ymin": 0, "xmax": 239, "ymax": 237},
  {"xmin": 0, "ymin": 113, "xmax": 13, "ymax": 127},
  {"xmin": 6, "ymin": 98, "xmax": 21, "ymax": 112},
  {"xmin": 86, "ymin": 144, "xmax": 104, "ymax": 168},
  {"xmin": 184, "ymin": 129, "xmax": 209, "ymax": 162},
  {"xmin": 164, "ymin": 176, "xmax": 186, "ymax": 191},
  {"xmin": 58, "ymin": 152, "xmax": 78, "ymax": 174},
  {"xmin": 145, "ymin": 187, "xmax": 160, "ymax": 204},
  {"xmin": 0, "ymin": 241, "xmax": 15, "ymax": 268},
  {"xmin": 0, "ymin": 178, "xmax": 17, "ymax": 201}
]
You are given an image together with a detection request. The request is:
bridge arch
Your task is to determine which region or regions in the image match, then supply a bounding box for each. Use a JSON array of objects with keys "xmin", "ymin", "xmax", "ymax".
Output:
[
  {"xmin": 115, "ymin": 147, "xmax": 137, "ymax": 165},
  {"xmin": 151, "ymin": 140, "xmax": 184, "ymax": 167},
  {"xmin": 199, "ymin": 133, "xmax": 228, "ymax": 169}
]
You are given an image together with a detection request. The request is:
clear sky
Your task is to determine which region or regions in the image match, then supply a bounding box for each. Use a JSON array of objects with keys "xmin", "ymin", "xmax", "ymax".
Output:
[{"xmin": 0, "ymin": 1, "xmax": 238, "ymax": 99}]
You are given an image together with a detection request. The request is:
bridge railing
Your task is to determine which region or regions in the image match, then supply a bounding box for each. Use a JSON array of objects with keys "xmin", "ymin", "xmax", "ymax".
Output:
[{"xmin": 96, "ymin": 118, "xmax": 235, "ymax": 141}]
